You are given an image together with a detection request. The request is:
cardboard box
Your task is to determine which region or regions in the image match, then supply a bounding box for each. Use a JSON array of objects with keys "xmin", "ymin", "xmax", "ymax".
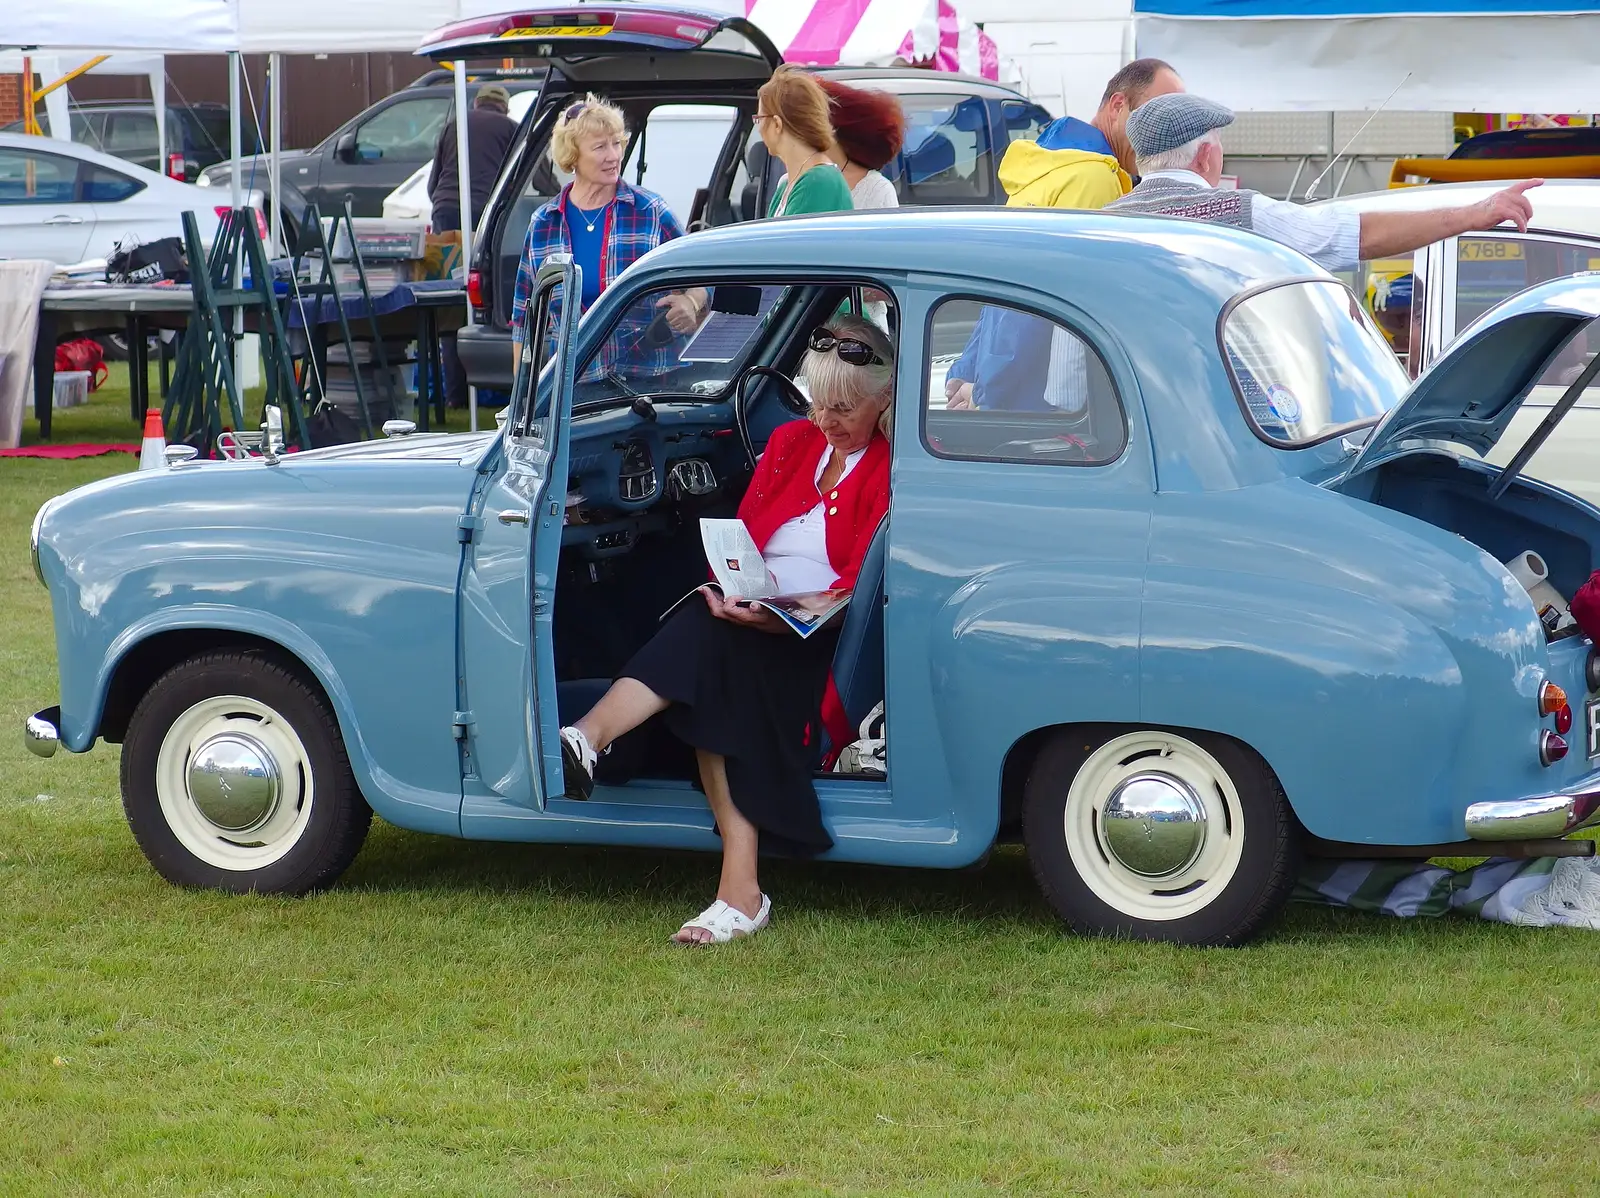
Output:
[{"xmin": 412, "ymin": 230, "xmax": 463, "ymax": 282}]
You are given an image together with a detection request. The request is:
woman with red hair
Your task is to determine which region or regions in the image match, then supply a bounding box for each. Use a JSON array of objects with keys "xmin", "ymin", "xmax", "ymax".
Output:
[{"xmin": 817, "ymin": 77, "xmax": 907, "ymax": 210}]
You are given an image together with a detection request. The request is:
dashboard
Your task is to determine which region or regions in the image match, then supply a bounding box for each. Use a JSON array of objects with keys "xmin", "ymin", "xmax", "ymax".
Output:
[{"xmin": 561, "ymin": 396, "xmax": 746, "ymax": 559}]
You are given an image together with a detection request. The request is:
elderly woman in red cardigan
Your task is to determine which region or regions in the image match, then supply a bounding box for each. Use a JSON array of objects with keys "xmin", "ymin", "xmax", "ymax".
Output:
[{"xmin": 560, "ymin": 313, "xmax": 893, "ymax": 945}]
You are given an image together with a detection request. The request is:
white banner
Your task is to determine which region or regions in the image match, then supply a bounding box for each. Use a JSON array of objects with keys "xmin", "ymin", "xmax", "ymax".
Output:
[
  {"xmin": 0, "ymin": 0, "xmax": 238, "ymax": 53},
  {"xmin": 1138, "ymin": 13, "xmax": 1600, "ymax": 112}
]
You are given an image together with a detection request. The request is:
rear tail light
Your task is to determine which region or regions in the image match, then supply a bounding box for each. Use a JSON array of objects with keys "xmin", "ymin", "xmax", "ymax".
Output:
[
  {"xmin": 167, "ymin": 152, "xmax": 186, "ymax": 180},
  {"xmin": 1541, "ymin": 730, "xmax": 1569, "ymax": 767},
  {"xmin": 467, "ymin": 269, "xmax": 484, "ymax": 311},
  {"xmin": 1556, "ymin": 704, "xmax": 1574, "ymax": 735},
  {"xmin": 1540, "ymin": 681, "xmax": 1568, "ymax": 716},
  {"xmin": 212, "ymin": 207, "xmax": 271, "ymax": 241}
]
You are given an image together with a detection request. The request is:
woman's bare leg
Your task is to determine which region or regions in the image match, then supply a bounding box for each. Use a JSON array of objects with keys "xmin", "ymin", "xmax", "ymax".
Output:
[
  {"xmin": 676, "ymin": 749, "xmax": 763, "ymax": 945},
  {"xmin": 573, "ymin": 677, "xmax": 669, "ymax": 753}
]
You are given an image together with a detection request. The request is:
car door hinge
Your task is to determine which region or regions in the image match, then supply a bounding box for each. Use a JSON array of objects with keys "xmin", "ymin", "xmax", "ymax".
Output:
[
  {"xmin": 457, "ymin": 514, "xmax": 483, "ymax": 543},
  {"xmin": 452, "ymin": 711, "xmax": 476, "ymax": 740}
]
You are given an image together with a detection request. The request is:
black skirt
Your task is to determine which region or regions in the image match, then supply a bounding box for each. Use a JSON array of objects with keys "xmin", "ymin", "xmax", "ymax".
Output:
[{"xmin": 621, "ymin": 599, "xmax": 838, "ymax": 856}]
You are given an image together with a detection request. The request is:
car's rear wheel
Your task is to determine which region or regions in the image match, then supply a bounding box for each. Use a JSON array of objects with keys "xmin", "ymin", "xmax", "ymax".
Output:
[
  {"xmin": 1023, "ymin": 727, "xmax": 1297, "ymax": 946},
  {"xmin": 121, "ymin": 650, "xmax": 370, "ymax": 894}
]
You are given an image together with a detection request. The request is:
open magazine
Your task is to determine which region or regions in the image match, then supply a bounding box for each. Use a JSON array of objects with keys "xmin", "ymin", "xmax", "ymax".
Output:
[{"xmin": 660, "ymin": 519, "xmax": 851, "ymax": 639}]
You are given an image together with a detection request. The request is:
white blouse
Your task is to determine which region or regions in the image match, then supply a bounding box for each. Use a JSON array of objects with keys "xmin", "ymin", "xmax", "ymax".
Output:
[
  {"xmin": 849, "ymin": 170, "xmax": 900, "ymax": 210},
  {"xmin": 762, "ymin": 444, "xmax": 866, "ymax": 595}
]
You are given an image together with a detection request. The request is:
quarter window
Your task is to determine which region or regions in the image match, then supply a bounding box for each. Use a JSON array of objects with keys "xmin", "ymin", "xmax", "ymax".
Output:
[
  {"xmin": 884, "ymin": 95, "xmax": 993, "ymax": 204},
  {"xmin": 83, "ymin": 166, "xmax": 144, "ymax": 203},
  {"xmin": 1001, "ymin": 100, "xmax": 1053, "ymax": 145},
  {"xmin": 924, "ymin": 297, "xmax": 1126, "ymax": 465}
]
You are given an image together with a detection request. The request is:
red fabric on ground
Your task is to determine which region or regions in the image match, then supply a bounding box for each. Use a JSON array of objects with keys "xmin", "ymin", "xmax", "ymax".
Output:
[{"xmin": 0, "ymin": 444, "xmax": 139, "ymax": 459}]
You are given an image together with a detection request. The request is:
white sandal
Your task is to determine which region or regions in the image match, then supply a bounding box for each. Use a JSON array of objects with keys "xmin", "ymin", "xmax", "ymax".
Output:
[{"xmin": 675, "ymin": 894, "xmax": 772, "ymax": 945}]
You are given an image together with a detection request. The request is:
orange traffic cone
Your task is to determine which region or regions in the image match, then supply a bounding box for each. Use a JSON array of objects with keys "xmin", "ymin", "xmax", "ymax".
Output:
[{"xmin": 138, "ymin": 407, "xmax": 167, "ymax": 471}]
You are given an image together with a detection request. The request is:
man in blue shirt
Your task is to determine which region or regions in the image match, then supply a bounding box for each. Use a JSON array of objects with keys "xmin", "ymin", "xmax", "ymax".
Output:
[{"xmin": 945, "ymin": 59, "xmax": 1183, "ymax": 413}]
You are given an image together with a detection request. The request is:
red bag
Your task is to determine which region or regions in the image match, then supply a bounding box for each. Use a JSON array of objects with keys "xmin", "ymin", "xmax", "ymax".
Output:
[
  {"xmin": 54, "ymin": 338, "xmax": 110, "ymax": 392},
  {"xmin": 1570, "ymin": 571, "xmax": 1600, "ymax": 643}
]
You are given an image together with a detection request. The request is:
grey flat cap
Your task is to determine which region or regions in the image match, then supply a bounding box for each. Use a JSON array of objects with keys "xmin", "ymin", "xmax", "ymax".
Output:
[{"xmin": 1126, "ymin": 93, "xmax": 1235, "ymax": 160}]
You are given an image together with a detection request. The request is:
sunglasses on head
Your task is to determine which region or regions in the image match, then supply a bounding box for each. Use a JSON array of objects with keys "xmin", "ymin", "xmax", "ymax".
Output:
[
  {"xmin": 563, "ymin": 102, "xmax": 587, "ymax": 121},
  {"xmin": 809, "ymin": 328, "xmax": 884, "ymax": 366}
]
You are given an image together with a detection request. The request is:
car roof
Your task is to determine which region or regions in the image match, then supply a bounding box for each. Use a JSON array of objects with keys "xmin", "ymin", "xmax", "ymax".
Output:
[
  {"xmin": 1314, "ymin": 179, "xmax": 1600, "ymax": 239},
  {"xmin": 815, "ymin": 66, "xmax": 1028, "ymax": 102},
  {"xmin": 636, "ymin": 205, "xmax": 1315, "ymax": 309}
]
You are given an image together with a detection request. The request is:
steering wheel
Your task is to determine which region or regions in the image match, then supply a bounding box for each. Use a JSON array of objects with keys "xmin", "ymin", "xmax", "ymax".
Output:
[{"xmin": 734, "ymin": 366, "xmax": 810, "ymax": 470}]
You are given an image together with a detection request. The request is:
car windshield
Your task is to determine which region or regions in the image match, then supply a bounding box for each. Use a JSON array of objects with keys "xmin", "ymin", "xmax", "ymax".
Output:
[
  {"xmin": 1221, "ymin": 278, "xmax": 1410, "ymax": 447},
  {"xmin": 573, "ymin": 283, "xmax": 788, "ymax": 406}
]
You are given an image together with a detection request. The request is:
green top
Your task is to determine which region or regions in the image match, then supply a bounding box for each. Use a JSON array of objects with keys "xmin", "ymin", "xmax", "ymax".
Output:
[{"xmin": 768, "ymin": 163, "xmax": 854, "ymax": 218}]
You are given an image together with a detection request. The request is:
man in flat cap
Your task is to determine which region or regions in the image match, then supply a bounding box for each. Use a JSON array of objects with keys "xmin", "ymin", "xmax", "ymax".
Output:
[{"xmin": 1109, "ymin": 93, "xmax": 1539, "ymax": 269}]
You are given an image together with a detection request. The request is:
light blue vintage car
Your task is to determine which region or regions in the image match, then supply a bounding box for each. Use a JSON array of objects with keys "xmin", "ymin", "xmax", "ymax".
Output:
[{"xmin": 26, "ymin": 208, "xmax": 1600, "ymax": 945}]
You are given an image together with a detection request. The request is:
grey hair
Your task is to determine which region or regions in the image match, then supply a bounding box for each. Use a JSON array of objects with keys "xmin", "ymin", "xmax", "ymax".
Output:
[
  {"xmin": 1135, "ymin": 127, "xmax": 1223, "ymax": 176},
  {"xmin": 801, "ymin": 312, "xmax": 895, "ymax": 438}
]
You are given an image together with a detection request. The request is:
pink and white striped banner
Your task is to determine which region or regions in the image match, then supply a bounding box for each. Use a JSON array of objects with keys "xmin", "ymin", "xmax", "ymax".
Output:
[{"xmin": 744, "ymin": 0, "xmax": 1001, "ymax": 81}]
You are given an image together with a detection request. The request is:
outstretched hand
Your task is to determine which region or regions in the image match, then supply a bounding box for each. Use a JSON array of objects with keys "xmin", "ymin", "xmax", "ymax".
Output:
[{"xmin": 1473, "ymin": 179, "xmax": 1542, "ymax": 233}]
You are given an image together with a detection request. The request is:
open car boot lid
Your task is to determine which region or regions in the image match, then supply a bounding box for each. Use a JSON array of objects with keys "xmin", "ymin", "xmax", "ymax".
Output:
[
  {"xmin": 1345, "ymin": 273, "xmax": 1600, "ymax": 491},
  {"xmin": 415, "ymin": 4, "xmax": 783, "ymax": 85}
]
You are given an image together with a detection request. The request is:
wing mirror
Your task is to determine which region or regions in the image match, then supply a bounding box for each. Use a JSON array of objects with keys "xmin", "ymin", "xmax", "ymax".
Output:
[
  {"xmin": 382, "ymin": 419, "xmax": 417, "ymax": 437},
  {"xmin": 163, "ymin": 444, "xmax": 199, "ymax": 466},
  {"xmin": 335, "ymin": 132, "xmax": 359, "ymax": 163}
]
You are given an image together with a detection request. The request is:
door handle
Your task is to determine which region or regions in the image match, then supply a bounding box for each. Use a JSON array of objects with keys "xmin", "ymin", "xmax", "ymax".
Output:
[
  {"xmin": 497, "ymin": 509, "xmax": 530, "ymax": 525},
  {"xmin": 43, "ymin": 215, "xmax": 84, "ymax": 225}
]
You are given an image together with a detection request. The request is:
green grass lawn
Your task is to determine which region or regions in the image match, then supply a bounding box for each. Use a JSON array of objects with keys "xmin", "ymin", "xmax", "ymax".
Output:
[{"xmin": 6, "ymin": 379, "xmax": 1600, "ymax": 1193}]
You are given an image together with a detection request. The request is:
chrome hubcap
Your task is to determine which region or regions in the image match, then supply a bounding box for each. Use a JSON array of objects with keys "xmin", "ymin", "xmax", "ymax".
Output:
[
  {"xmin": 186, "ymin": 732, "xmax": 281, "ymax": 833},
  {"xmin": 1099, "ymin": 771, "xmax": 1208, "ymax": 879}
]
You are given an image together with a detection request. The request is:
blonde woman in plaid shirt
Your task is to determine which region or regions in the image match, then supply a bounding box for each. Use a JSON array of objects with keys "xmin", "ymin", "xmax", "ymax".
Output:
[{"xmin": 510, "ymin": 95, "xmax": 703, "ymax": 378}]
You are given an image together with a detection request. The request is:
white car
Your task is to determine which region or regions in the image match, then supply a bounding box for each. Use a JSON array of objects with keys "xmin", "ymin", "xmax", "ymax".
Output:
[
  {"xmin": 1323, "ymin": 179, "xmax": 1600, "ymax": 505},
  {"xmin": 0, "ymin": 131, "xmax": 248, "ymax": 265}
]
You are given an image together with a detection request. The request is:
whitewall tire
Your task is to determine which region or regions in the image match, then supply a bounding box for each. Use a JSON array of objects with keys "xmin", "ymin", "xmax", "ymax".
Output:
[
  {"xmin": 1024, "ymin": 726, "xmax": 1297, "ymax": 946},
  {"xmin": 121, "ymin": 650, "xmax": 370, "ymax": 894}
]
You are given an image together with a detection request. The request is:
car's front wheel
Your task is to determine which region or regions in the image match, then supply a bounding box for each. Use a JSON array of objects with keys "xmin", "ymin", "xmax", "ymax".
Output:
[
  {"xmin": 121, "ymin": 650, "xmax": 370, "ymax": 894},
  {"xmin": 1023, "ymin": 727, "xmax": 1297, "ymax": 946}
]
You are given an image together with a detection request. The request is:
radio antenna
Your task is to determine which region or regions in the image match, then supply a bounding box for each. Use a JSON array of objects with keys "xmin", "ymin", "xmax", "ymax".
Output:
[{"xmin": 1303, "ymin": 72, "xmax": 1413, "ymax": 202}]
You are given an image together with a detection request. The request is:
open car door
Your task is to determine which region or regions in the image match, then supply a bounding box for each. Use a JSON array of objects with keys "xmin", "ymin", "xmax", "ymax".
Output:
[
  {"xmin": 457, "ymin": 255, "xmax": 580, "ymax": 819},
  {"xmin": 417, "ymin": 5, "xmax": 781, "ymax": 84}
]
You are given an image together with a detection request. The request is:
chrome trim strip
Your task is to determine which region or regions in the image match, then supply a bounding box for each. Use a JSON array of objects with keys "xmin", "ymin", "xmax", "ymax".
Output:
[{"xmin": 1465, "ymin": 789, "xmax": 1600, "ymax": 841}]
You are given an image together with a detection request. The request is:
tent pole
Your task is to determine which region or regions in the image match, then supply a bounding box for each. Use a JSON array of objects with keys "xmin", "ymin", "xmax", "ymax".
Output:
[
  {"xmin": 454, "ymin": 59, "xmax": 476, "ymax": 433},
  {"xmin": 269, "ymin": 52, "xmax": 283, "ymax": 257},
  {"xmin": 229, "ymin": 51, "xmax": 245, "ymax": 392},
  {"xmin": 152, "ymin": 65, "xmax": 166, "ymax": 176}
]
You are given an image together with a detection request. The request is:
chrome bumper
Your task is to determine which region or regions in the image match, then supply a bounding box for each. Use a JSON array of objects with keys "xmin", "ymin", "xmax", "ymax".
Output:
[
  {"xmin": 24, "ymin": 706, "xmax": 60, "ymax": 759},
  {"xmin": 1465, "ymin": 787, "xmax": 1600, "ymax": 841}
]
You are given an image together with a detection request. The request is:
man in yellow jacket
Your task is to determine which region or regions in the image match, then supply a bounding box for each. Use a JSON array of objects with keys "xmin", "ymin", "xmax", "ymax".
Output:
[{"xmin": 946, "ymin": 59, "xmax": 1183, "ymax": 411}]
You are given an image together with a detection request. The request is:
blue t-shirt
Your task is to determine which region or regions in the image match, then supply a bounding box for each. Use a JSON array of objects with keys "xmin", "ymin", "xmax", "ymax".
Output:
[
  {"xmin": 565, "ymin": 200, "xmax": 610, "ymax": 310},
  {"xmin": 945, "ymin": 116, "xmax": 1116, "ymax": 410}
]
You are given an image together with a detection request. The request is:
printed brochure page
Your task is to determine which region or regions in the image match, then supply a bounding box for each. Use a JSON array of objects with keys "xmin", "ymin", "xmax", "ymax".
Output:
[{"xmin": 657, "ymin": 519, "xmax": 852, "ymax": 638}]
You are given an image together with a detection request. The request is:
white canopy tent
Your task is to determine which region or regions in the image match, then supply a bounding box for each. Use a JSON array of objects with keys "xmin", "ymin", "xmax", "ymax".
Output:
[{"xmin": 0, "ymin": 52, "xmax": 171, "ymax": 170}]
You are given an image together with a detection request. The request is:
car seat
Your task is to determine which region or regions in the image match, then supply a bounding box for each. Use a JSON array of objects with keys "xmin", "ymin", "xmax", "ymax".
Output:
[{"xmin": 821, "ymin": 516, "xmax": 888, "ymax": 765}]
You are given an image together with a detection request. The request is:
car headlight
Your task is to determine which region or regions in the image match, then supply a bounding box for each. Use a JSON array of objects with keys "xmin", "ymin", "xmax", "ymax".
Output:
[
  {"xmin": 196, "ymin": 172, "xmax": 212, "ymax": 187},
  {"xmin": 30, "ymin": 499, "xmax": 52, "ymax": 587}
]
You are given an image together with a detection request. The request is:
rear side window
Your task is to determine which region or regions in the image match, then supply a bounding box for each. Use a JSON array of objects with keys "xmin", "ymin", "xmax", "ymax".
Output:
[
  {"xmin": 924, "ymin": 297, "xmax": 1126, "ymax": 465},
  {"xmin": 83, "ymin": 166, "xmax": 144, "ymax": 203},
  {"xmin": 0, "ymin": 149, "xmax": 79, "ymax": 203},
  {"xmin": 884, "ymin": 95, "xmax": 993, "ymax": 204}
]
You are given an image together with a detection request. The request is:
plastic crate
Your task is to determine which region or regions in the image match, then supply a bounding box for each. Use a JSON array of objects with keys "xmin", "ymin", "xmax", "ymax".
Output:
[{"xmin": 53, "ymin": 370, "xmax": 90, "ymax": 409}]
